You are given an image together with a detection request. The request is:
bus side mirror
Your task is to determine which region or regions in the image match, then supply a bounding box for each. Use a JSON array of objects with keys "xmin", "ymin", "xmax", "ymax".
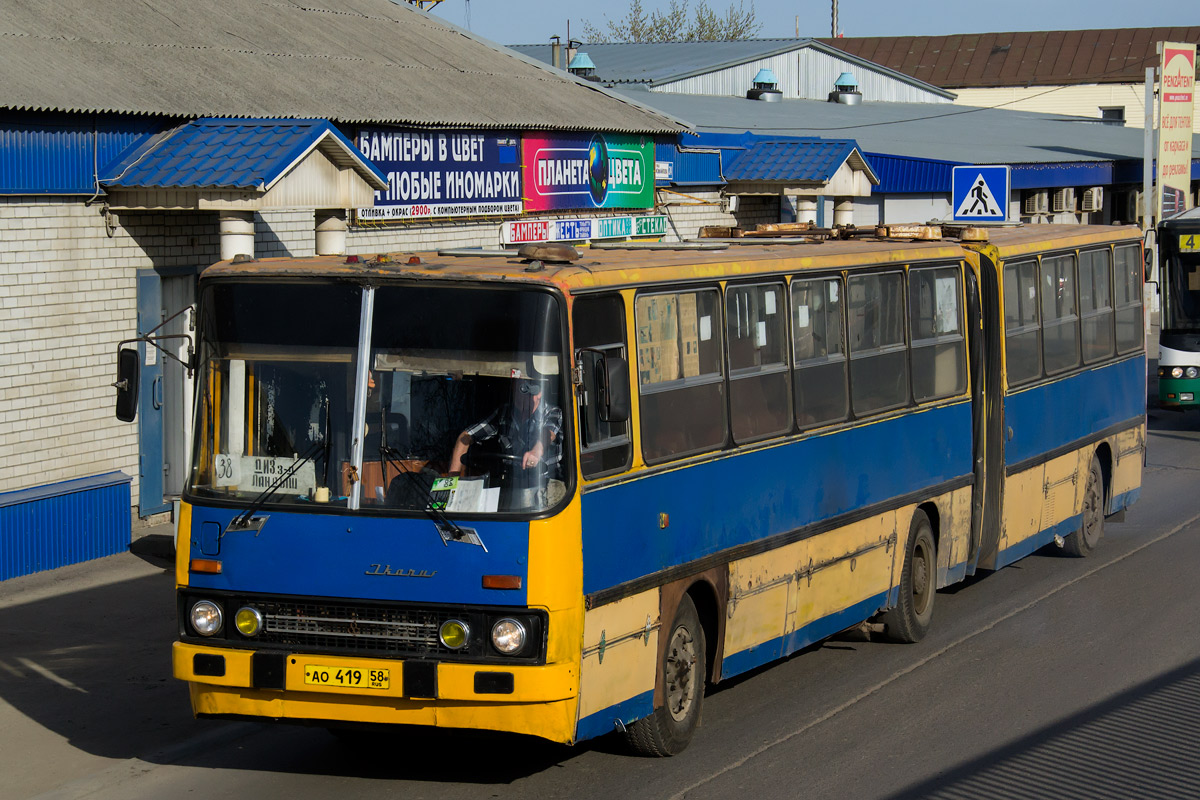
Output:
[
  {"xmin": 601, "ymin": 356, "xmax": 630, "ymax": 424},
  {"xmin": 114, "ymin": 347, "xmax": 140, "ymax": 422}
]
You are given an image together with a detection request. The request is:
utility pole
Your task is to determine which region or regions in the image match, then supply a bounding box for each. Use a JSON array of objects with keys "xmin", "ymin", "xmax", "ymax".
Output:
[{"xmin": 831, "ymin": 0, "xmax": 838, "ymax": 38}]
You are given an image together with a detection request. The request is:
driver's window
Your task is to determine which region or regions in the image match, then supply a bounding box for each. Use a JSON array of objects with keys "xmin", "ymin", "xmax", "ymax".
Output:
[{"xmin": 574, "ymin": 294, "xmax": 632, "ymax": 479}]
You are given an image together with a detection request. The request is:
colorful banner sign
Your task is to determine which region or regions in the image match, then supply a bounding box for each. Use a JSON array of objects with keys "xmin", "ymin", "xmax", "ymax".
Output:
[
  {"xmin": 1157, "ymin": 43, "xmax": 1195, "ymax": 220},
  {"xmin": 501, "ymin": 215, "xmax": 668, "ymax": 245},
  {"xmin": 356, "ymin": 128, "xmax": 523, "ymax": 220},
  {"xmin": 522, "ymin": 133, "xmax": 655, "ymax": 212}
]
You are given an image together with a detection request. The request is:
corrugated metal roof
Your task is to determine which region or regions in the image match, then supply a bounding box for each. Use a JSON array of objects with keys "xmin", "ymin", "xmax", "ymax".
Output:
[
  {"xmin": 101, "ymin": 119, "xmax": 386, "ymax": 190},
  {"xmin": 0, "ymin": 114, "xmax": 160, "ymax": 194},
  {"xmin": 689, "ymin": 132, "xmax": 878, "ymax": 184},
  {"xmin": 510, "ymin": 39, "xmax": 954, "ymax": 98},
  {"xmin": 0, "ymin": 0, "xmax": 686, "ymax": 135},
  {"xmin": 819, "ymin": 27, "xmax": 1200, "ymax": 88}
]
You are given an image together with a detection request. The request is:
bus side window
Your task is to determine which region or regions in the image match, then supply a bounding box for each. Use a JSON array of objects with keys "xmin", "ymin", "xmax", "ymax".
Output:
[
  {"xmin": 908, "ymin": 265, "xmax": 967, "ymax": 402},
  {"xmin": 573, "ymin": 294, "xmax": 632, "ymax": 479},
  {"xmin": 791, "ymin": 276, "xmax": 848, "ymax": 429},
  {"xmin": 1113, "ymin": 244, "xmax": 1144, "ymax": 354},
  {"xmin": 726, "ymin": 282, "xmax": 791, "ymax": 443},
  {"xmin": 1003, "ymin": 259, "xmax": 1041, "ymax": 385},
  {"xmin": 1042, "ymin": 253, "xmax": 1081, "ymax": 374},
  {"xmin": 1079, "ymin": 248, "xmax": 1115, "ymax": 364},
  {"xmin": 848, "ymin": 271, "xmax": 908, "ymax": 416},
  {"xmin": 635, "ymin": 289, "xmax": 726, "ymax": 463}
]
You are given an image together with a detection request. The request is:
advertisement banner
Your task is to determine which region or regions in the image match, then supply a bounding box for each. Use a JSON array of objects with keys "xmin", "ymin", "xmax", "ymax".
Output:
[
  {"xmin": 522, "ymin": 133, "xmax": 655, "ymax": 212},
  {"xmin": 1157, "ymin": 43, "xmax": 1196, "ymax": 220},
  {"xmin": 356, "ymin": 128, "xmax": 523, "ymax": 220},
  {"xmin": 501, "ymin": 215, "xmax": 668, "ymax": 245}
]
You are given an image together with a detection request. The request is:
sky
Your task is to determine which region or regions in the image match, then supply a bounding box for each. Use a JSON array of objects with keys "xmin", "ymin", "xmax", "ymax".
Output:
[{"xmin": 427, "ymin": 0, "xmax": 1200, "ymax": 47}]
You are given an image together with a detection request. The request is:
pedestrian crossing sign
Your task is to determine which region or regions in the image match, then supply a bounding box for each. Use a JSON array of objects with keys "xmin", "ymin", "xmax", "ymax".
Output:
[{"xmin": 952, "ymin": 165, "xmax": 1010, "ymax": 222}]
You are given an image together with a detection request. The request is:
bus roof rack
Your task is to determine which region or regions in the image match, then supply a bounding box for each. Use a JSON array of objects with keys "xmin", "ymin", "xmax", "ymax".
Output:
[
  {"xmin": 698, "ymin": 221, "xmax": 990, "ymax": 243},
  {"xmin": 592, "ymin": 241, "xmax": 729, "ymax": 251}
]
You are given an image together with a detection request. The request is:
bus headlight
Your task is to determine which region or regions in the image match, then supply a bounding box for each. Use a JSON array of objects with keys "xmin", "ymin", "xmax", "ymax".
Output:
[
  {"xmin": 1172, "ymin": 367, "xmax": 1185, "ymax": 379},
  {"xmin": 235, "ymin": 606, "xmax": 263, "ymax": 637},
  {"xmin": 439, "ymin": 619, "xmax": 470, "ymax": 649},
  {"xmin": 190, "ymin": 600, "xmax": 223, "ymax": 636},
  {"xmin": 491, "ymin": 618, "xmax": 527, "ymax": 654},
  {"xmin": 1187, "ymin": 367, "xmax": 1199, "ymax": 379}
]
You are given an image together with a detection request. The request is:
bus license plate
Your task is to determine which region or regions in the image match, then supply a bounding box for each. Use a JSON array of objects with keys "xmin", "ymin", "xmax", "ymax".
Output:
[{"xmin": 303, "ymin": 665, "xmax": 390, "ymax": 690}]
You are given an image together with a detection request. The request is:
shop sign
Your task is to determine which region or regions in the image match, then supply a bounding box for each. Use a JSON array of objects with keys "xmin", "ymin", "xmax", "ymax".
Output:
[
  {"xmin": 356, "ymin": 128, "xmax": 523, "ymax": 220},
  {"xmin": 522, "ymin": 133, "xmax": 655, "ymax": 212},
  {"xmin": 501, "ymin": 215, "xmax": 668, "ymax": 245},
  {"xmin": 1157, "ymin": 43, "xmax": 1196, "ymax": 219}
]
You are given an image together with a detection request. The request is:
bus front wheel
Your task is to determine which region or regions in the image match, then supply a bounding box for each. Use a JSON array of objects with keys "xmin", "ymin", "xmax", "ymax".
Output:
[
  {"xmin": 1063, "ymin": 456, "xmax": 1104, "ymax": 558},
  {"xmin": 881, "ymin": 510, "xmax": 936, "ymax": 643},
  {"xmin": 625, "ymin": 594, "xmax": 706, "ymax": 757}
]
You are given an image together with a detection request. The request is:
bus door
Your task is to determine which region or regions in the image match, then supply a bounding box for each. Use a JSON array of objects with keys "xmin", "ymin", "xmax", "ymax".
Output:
[{"xmin": 965, "ymin": 255, "xmax": 1006, "ymax": 573}]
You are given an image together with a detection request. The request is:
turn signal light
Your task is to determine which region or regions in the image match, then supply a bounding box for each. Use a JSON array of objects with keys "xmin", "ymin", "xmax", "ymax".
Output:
[
  {"xmin": 189, "ymin": 559, "xmax": 223, "ymax": 574},
  {"xmin": 482, "ymin": 575, "xmax": 521, "ymax": 590}
]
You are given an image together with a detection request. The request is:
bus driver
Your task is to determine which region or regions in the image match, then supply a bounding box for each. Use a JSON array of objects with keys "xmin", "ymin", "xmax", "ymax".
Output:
[{"xmin": 448, "ymin": 372, "xmax": 564, "ymax": 479}]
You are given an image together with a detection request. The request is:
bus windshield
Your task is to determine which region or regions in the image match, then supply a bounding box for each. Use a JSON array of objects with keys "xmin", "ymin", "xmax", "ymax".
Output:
[
  {"xmin": 1164, "ymin": 240, "xmax": 1200, "ymax": 331},
  {"xmin": 188, "ymin": 280, "xmax": 568, "ymax": 516}
]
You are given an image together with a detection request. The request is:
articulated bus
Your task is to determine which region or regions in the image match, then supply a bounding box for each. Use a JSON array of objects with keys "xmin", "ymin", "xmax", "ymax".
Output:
[
  {"xmin": 143, "ymin": 222, "xmax": 1144, "ymax": 756},
  {"xmin": 1157, "ymin": 208, "xmax": 1200, "ymax": 409}
]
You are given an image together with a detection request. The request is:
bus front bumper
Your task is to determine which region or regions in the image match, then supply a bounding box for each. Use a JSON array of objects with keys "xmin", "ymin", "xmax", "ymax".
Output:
[{"xmin": 173, "ymin": 642, "xmax": 580, "ymax": 742}]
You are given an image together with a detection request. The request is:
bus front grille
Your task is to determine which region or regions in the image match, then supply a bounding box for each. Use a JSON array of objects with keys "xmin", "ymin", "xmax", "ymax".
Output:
[{"xmin": 255, "ymin": 600, "xmax": 449, "ymax": 656}]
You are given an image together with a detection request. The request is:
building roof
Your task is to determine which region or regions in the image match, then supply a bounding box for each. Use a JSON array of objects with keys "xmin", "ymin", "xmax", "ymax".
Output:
[
  {"xmin": 818, "ymin": 27, "xmax": 1200, "ymax": 89},
  {"xmin": 510, "ymin": 38, "xmax": 954, "ymax": 98},
  {"xmin": 101, "ymin": 119, "xmax": 387, "ymax": 191},
  {"xmin": 0, "ymin": 0, "xmax": 686, "ymax": 135},
  {"xmin": 688, "ymin": 132, "xmax": 878, "ymax": 185},
  {"xmin": 614, "ymin": 85, "xmax": 1200, "ymax": 191}
]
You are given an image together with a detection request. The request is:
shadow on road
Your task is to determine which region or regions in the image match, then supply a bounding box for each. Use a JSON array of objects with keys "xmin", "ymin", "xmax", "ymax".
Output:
[{"xmin": 887, "ymin": 656, "xmax": 1200, "ymax": 799}]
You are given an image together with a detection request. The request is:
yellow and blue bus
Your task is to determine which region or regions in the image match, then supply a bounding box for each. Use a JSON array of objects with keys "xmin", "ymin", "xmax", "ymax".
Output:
[
  {"xmin": 1157, "ymin": 208, "xmax": 1200, "ymax": 409},
  {"xmin": 149, "ymin": 222, "xmax": 1144, "ymax": 756}
]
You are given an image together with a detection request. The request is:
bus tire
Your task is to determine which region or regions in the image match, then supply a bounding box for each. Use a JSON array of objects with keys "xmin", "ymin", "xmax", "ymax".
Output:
[
  {"xmin": 625, "ymin": 594, "xmax": 706, "ymax": 757},
  {"xmin": 881, "ymin": 510, "xmax": 936, "ymax": 643},
  {"xmin": 1063, "ymin": 456, "xmax": 1104, "ymax": 558}
]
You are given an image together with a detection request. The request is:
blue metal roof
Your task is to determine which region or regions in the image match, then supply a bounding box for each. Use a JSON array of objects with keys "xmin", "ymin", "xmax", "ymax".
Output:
[
  {"xmin": 0, "ymin": 113, "xmax": 161, "ymax": 195},
  {"xmin": 690, "ymin": 131, "xmax": 877, "ymax": 185},
  {"xmin": 101, "ymin": 118, "xmax": 386, "ymax": 190},
  {"xmin": 866, "ymin": 152, "xmax": 963, "ymax": 193},
  {"xmin": 655, "ymin": 141, "xmax": 725, "ymax": 186}
]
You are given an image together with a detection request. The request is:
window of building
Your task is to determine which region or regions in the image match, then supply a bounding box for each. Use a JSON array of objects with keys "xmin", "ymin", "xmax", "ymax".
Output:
[
  {"xmin": 1078, "ymin": 248, "xmax": 1116, "ymax": 363},
  {"xmin": 908, "ymin": 266, "xmax": 967, "ymax": 402},
  {"xmin": 1004, "ymin": 259, "xmax": 1042, "ymax": 385},
  {"xmin": 848, "ymin": 271, "xmax": 908, "ymax": 415},
  {"xmin": 1100, "ymin": 107, "xmax": 1126, "ymax": 126},
  {"xmin": 792, "ymin": 276, "xmax": 848, "ymax": 429},
  {"xmin": 1113, "ymin": 244, "xmax": 1144, "ymax": 354},
  {"xmin": 635, "ymin": 289, "xmax": 726, "ymax": 463},
  {"xmin": 573, "ymin": 294, "xmax": 632, "ymax": 479},
  {"xmin": 726, "ymin": 282, "xmax": 791, "ymax": 443},
  {"xmin": 1041, "ymin": 254, "xmax": 1081, "ymax": 374}
]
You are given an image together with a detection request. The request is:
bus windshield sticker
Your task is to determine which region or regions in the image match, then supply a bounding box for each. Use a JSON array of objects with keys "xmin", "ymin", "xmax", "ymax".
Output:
[{"xmin": 213, "ymin": 455, "xmax": 316, "ymax": 494}]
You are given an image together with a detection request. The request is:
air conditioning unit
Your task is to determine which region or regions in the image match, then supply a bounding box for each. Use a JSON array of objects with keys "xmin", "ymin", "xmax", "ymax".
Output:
[
  {"xmin": 1052, "ymin": 187, "xmax": 1076, "ymax": 213},
  {"xmin": 1080, "ymin": 187, "xmax": 1103, "ymax": 213},
  {"xmin": 1023, "ymin": 190, "xmax": 1048, "ymax": 215}
]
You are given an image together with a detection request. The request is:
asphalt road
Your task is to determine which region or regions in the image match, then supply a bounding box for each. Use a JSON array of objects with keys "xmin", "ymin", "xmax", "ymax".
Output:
[{"xmin": 4, "ymin": 403, "xmax": 1199, "ymax": 800}]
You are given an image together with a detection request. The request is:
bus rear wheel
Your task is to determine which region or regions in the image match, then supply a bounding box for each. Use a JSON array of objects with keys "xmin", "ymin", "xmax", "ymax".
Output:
[
  {"xmin": 625, "ymin": 594, "xmax": 706, "ymax": 757},
  {"xmin": 881, "ymin": 510, "xmax": 936, "ymax": 643},
  {"xmin": 1063, "ymin": 456, "xmax": 1104, "ymax": 558}
]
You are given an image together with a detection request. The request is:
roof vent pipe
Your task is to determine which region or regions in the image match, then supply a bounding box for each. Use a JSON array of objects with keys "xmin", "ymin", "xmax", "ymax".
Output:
[
  {"xmin": 829, "ymin": 71, "xmax": 862, "ymax": 105},
  {"xmin": 747, "ymin": 67, "xmax": 782, "ymax": 101},
  {"xmin": 551, "ymin": 36, "xmax": 561, "ymax": 69},
  {"xmin": 568, "ymin": 52, "xmax": 599, "ymax": 81}
]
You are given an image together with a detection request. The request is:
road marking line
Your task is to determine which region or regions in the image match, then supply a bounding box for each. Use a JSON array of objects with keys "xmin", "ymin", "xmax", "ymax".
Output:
[
  {"xmin": 16, "ymin": 658, "xmax": 87, "ymax": 693},
  {"xmin": 670, "ymin": 511, "xmax": 1200, "ymax": 800}
]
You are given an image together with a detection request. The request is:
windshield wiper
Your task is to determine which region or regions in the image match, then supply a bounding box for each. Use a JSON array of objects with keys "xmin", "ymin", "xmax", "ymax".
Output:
[
  {"xmin": 380, "ymin": 446, "xmax": 485, "ymax": 550},
  {"xmin": 226, "ymin": 439, "xmax": 325, "ymax": 534}
]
